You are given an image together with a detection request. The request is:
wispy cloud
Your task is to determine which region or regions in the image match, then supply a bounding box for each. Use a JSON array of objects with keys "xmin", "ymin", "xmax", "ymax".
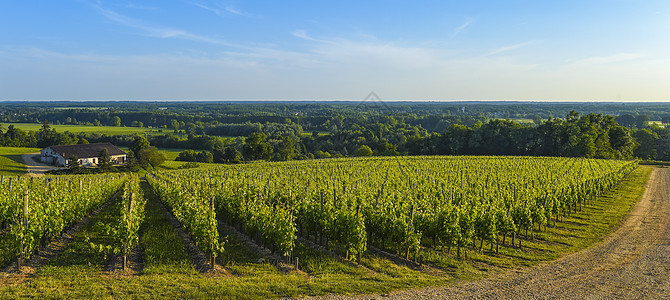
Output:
[
  {"xmin": 573, "ymin": 52, "xmax": 647, "ymax": 65},
  {"xmin": 292, "ymin": 30, "xmax": 334, "ymax": 44},
  {"xmin": 224, "ymin": 5, "xmax": 249, "ymax": 17},
  {"xmin": 191, "ymin": 2, "xmax": 223, "ymax": 16},
  {"xmin": 123, "ymin": 3, "xmax": 159, "ymax": 10},
  {"xmin": 288, "ymin": 31, "xmax": 448, "ymax": 71},
  {"xmin": 453, "ymin": 17, "xmax": 473, "ymax": 35},
  {"xmin": 486, "ymin": 41, "xmax": 534, "ymax": 56},
  {"xmin": 90, "ymin": 2, "xmax": 241, "ymax": 47},
  {"xmin": 190, "ymin": 1, "xmax": 251, "ymax": 17}
]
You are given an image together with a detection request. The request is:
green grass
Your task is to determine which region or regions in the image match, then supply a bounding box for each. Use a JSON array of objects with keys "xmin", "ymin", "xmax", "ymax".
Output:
[
  {"xmin": 158, "ymin": 148, "xmax": 186, "ymax": 161},
  {"xmin": 4, "ymin": 123, "xmax": 165, "ymax": 135},
  {"xmin": 0, "ymin": 147, "xmax": 42, "ymax": 155},
  {"xmin": 140, "ymin": 180, "xmax": 198, "ymax": 275},
  {"xmin": 0, "ymin": 147, "xmax": 41, "ymax": 176},
  {"xmin": 118, "ymin": 147, "xmax": 185, "ymax": 161},
  {"xmin": 0, "ymin": 165, "xmax": 655, "ymax": 299},
  {"xmin": 649, "ymin": 121, "xmax": 668, "ymax": 128}
]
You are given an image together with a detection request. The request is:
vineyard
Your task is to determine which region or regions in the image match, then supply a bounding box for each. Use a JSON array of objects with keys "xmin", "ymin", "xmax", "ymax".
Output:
[
  {"xmin": 0, "ymin": 174, "xmax": 125, "ymax": 268},
  {"xmin": 148, "ymin": 156, "xmax": 637, "ymax": 266},
  {"xmin": 0, "ymin": 156, "xmax": 644, "ymax": 298}
]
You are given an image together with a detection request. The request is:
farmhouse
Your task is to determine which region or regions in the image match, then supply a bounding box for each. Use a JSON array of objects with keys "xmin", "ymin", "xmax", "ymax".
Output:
[{"xmin": 41, "ymin": 143, "xmax": 127, "ymax": 167}]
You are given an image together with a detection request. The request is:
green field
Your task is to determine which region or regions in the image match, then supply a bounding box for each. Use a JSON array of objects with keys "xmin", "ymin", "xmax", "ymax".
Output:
[
  {"xmin": 4, "ymin": 123, "xmax": 168, "ymax": 135},
  {"xmin": 0, "ymin": 147, "xmax": 41, "ymax": 176},
  {"xmin": 649, "ymin": 121, "xmax": 668, "ymax": 128}
]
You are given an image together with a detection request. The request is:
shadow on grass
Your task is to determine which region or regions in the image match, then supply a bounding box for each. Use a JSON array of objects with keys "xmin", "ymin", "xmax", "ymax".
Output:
[{"xmin": 0, "ymin": 155, "xmax": 27, "ymax": 175}]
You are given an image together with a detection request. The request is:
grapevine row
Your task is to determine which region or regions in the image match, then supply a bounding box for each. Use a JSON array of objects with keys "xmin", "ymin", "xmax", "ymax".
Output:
[
  {"xmin": 0, "ymin": 174, "xmax": 126, "ymax": 266},
  {"xmin": 150, "ymin": 156, "xmax": 637, "ymax": 262}
]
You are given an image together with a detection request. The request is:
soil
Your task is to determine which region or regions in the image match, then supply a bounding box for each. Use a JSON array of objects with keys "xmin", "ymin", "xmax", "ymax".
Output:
[{"xmin": 315, "ymin": 168, "xmax": 670, "ymax": 299}]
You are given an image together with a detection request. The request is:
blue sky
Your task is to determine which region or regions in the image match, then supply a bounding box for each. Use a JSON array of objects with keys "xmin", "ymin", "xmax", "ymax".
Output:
[{"xmin": 1, "ymin": 0, "xmax": 669, "ymax": 101}]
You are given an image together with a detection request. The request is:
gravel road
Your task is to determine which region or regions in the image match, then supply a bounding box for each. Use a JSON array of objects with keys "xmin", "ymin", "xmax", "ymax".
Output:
[
  {"xmin": 318, "ymin": 167, "xmax": 670, "ymax": 299},
  {"xmin": 21, "ymin": 153, "xmax": 59, "ymax": 177}
]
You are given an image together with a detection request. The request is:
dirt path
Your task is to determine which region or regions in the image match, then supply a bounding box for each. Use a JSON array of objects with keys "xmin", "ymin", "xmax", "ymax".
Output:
[
  {"xmin": 21, "ymin": 153, "xmax": 59, "ymax": 177},
  {"xmin": 319, "ymin": 168, "xmax": 670, "ymax": 299}
]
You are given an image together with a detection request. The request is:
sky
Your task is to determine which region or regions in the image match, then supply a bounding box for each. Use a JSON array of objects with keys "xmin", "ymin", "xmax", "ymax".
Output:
[{"xmin": 1, "ymin": 0, "xmax": 669, "ymax": 101}]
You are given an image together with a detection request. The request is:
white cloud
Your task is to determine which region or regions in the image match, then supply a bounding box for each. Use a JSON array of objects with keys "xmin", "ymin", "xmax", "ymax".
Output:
[
  {"xmin": 190, "ymin": 1, "xmax": 251, "ymax": 17},
  {"xmin": 224, "ymin": 5, "xmax": 249, "ymax": 17},
  {"xmin": 92, "ymin": 2, "xmax": 241, "ymax": 47},
  {"xmin": 486, "ymin": 41, "xmax": 535, "ymax": 56},
  {"xmin": 572, "ymin": 52, "xmax": 647, "ymax": 65},
  {"xmin": 190, "ymin": 2, "xmax": 223, "ymax": 16},
  {"xmin": 291, "ymin": 30, "xmax": 333, "ymax": 44},
  {"xmin": 453, "ymin": 17, "xmax": 473, "ymax": 35}
]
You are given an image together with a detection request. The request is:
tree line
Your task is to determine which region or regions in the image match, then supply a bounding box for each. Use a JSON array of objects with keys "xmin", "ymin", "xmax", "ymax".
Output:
[{"xmin": 2, "ymin": 111, "xmax": 670, "ymax": 164}]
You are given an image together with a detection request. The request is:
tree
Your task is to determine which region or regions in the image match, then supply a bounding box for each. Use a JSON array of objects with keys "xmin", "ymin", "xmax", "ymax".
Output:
[
  {"xmin": 275, "ymin": 136, "xmax": 296, "ymax": 161},
  {"xmin": 67, "ymin": 155, "xmax": 81, "ymax": 170},
  {"xmin": 616, "ymin": 114, "xmax": 636, "ymax": 128},
  {"xmin": 635, "ymin": 114, "xmax": 650, "ymax": 129},
  {"xmin": 171, "ymin": 119, "xmax": 180, "ymax": 132},
  {"xmin": 98, "ymin": 148, "xmax": 113, "ymax": 169},
  {"xmin": 242, "ymin": 132, "xmax": 273, "ymax": 161},
  {"xmin": 176, "ymin": 150, "xmax": 197, "ymax": 162},
  {"xmin": 608, "ymin": 126, "xmax": 636, "ymax": 158},
  {"xmin": 354, "ymin": 145, "xmax": 373, "ymax": 156},
  {"xmin": 137, "ymin": 146, "xmax": 166, "ymax": 168},
  {"xmin": 314, "ymin": 150, "xmax": 331, "ymax": 159},
  {"xmin": 111, "ymin": 116, "xmax": 122, "ymax": 127},
  {"xmin": 129, "ymin": 136, "xmax": 150, "ymax": 156},
  {"xmin": 36, "ymin": 120, "xmax": 57, "ymax": 148},
  {"xmin": 662, "ymin": 116, "xmax": 670, "ymax": 126},
  {"xmin": 222, "ymin": 147, "xmax": 242, "ymax": 163},
  {"xmin": 195, "ymin": 151, "xmax": 213, "ymax": 163},
  {"xmin": 375, "ymin": 142, "xmax": 399, "ymax": 156},
  {"xmin": 129, "ymin": 135, "xmax": 164, "ymax": 168},
  {"xmin": 633, "ymin": 129, "xmax": 658, "ymax": 160}
]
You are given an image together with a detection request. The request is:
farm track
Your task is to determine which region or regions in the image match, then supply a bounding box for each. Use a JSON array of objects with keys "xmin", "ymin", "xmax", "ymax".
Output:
[
  {"xmin": 0, "ymin": 188, "xmax": 123, "ymax": 278},
  {"xmin": 21, "ymin": 153, "xmax": 59, "ymax": 177},
  {"xmin": 317, "ymin": 167, "xmax": 670, "ymax": 299}
]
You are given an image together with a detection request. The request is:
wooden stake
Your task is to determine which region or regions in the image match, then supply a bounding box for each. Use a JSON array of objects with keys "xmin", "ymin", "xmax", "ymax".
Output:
[
  {"xmin": 19, "ymin": 190, "xmax": 29, "ymax": 272},
  {"xmin": 210, "ymin": 196, "xmax": 216, "ymax": 268},
  {"xmin": 124, "ymin": 192, "xmax": 134, "ymax": 271}
]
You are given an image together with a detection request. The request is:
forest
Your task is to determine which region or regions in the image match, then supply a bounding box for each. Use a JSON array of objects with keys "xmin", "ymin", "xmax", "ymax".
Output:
[{"xmin": 0, "ymin": 101, "xmax": 669, "ymax": 163}]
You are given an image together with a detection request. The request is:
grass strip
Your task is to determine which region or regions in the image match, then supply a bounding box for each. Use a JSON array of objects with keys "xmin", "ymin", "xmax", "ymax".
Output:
[{"xmin": 139, "ymin": 180, "xmax": 197, "ymax": 275}]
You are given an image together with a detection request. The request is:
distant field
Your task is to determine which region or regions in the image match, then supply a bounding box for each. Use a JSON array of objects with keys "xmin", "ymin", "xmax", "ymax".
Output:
[
  {"xmin": 119, "ymin": 147, "xmax": 185, "ymax": 161},
  {"xmin": 0, "ymin": 146, "xmax": 207, "ymax": 175},
  {"xmin": 3, "ymin": 123, "xmax": 169, "ymax": 135},
  {"xmin": 158, "ymin": 148, "xmax": 186, "ymax": 160},
  {"xmin": 649, "ymin": 121, "xmax": 668, "ymax": 128},
  {"xmin": 0, "ymin": 147, "xmax": 41, "ymax": 176}
]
